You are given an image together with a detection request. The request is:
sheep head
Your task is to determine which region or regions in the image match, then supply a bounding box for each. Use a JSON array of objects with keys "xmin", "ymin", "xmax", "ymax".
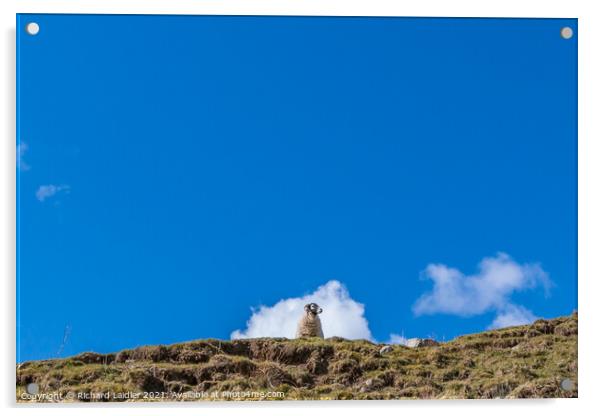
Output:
[{"xmin": 304, "ymin": 303, "xmax": 323, "ymax": 316}]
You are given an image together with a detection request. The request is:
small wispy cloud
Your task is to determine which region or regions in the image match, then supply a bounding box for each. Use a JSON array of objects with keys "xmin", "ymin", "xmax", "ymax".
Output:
[
  {"xmin": 17, "ymin": 142, "xmax": 30, "ymax": 171},
  {"xmin": 388, "ymin": 333, "xmax": 410, "ymax": 345},
  {"xmin": 231, "ymin": 280, "xmax": 373, "ymax": 340},
  {"xmin": 412, "ymin": 253, "xmax": 551, "ymax": 329},
  {"xmin": 488, "ymin": 304, "xmax": 538, "ymax": 329},
  {"xmin": 36, "ymin": 184, "xmax": 70, "ymax": 202}
]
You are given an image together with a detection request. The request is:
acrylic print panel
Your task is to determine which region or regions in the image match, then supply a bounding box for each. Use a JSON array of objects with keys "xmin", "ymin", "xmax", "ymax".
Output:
[{"xmin": 16, "ymin": 14, "xmax": 577, "ymax": 402}]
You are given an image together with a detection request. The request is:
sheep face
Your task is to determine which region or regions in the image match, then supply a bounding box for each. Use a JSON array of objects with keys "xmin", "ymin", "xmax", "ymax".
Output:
[{"xmin": 304, "ymin": 303, "xmax": 323, "ymax": 315}]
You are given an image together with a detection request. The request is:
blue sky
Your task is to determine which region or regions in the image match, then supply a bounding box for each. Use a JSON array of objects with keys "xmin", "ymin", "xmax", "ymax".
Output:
[{"xmin": 17, "ymin": 15, "xmax": 577, "ymax": 362}]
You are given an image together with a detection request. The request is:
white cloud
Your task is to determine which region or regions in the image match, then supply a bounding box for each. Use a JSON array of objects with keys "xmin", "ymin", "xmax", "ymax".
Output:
[
  {"xmin": 231, "ymin": 280, "xmax": 372, "ymax": 340},
  {"xmin": 36, "ymin": 184, "xmax": 70, "ymax": 202},
  {"xmin": 412, "ymin": 253, "xmax": 551, "ymax": 329},
  {"xmin": 488, "ymin": 304, "xmax": 538, "ymax": 329},
  {"xmin": 17, "ymin": 142, "xmax": 30, "ymax": 171},
  {"xmin": 388, "ymin": 333, "xmax": 409, "ymax": 345}
]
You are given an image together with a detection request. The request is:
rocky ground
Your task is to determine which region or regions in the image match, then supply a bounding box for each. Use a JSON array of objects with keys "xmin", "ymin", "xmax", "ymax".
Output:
[{"xmin": 16, "ymin": 313, "xmax": 577, "ymax": 402}]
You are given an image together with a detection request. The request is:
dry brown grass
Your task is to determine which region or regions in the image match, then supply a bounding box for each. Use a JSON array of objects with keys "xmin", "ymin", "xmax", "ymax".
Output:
[{"xmin": 16, "ymin": 313, "xmax": 577, "ymax": 402}]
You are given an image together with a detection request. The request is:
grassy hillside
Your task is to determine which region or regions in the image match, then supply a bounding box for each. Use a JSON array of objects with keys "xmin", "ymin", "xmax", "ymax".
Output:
[{"xmin": 16, "ymin": 313, "xmax": 577, "ymax": 402}]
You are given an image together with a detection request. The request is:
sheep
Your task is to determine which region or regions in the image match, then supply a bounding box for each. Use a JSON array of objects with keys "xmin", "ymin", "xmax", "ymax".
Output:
[{"xmin": 295, "ymin": 303, "xmax": 324, "ymax": 339}]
